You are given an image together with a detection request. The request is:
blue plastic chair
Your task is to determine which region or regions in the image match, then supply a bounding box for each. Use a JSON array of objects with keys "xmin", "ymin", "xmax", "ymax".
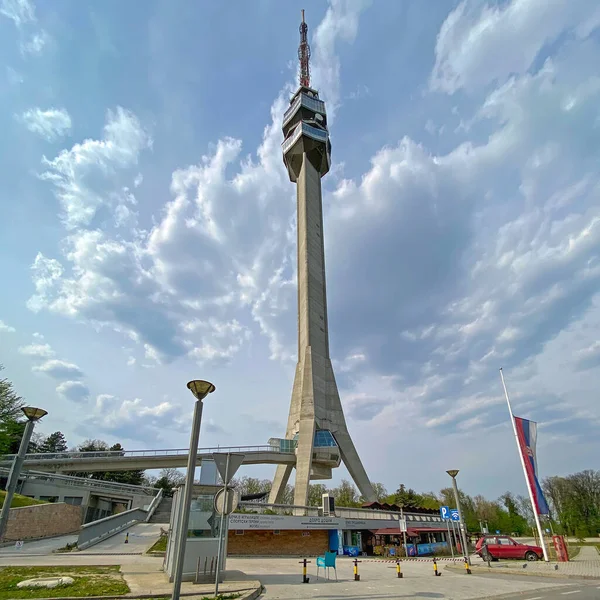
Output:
[{"xmin": 316, "ymin": 551, "xmax": 338, "ymax": 580}]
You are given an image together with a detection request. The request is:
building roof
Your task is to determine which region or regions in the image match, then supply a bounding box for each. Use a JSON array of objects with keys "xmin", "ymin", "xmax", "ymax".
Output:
[{"xmin": 362, "ymin": 501, "xmax": 440, "ymax": 515}]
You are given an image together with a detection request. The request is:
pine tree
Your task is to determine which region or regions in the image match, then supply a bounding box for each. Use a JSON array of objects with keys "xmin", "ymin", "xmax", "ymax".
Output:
[
  {"xmin": 39, "ymin": 431, "xmax": 68, "ymax": 453},
  {"xmin": 0, "ymin": 365, "xmax": 26, "ymax": 454}
]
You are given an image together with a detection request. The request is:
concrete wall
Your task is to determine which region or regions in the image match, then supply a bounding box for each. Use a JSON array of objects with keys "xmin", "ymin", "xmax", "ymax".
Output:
[
  {"xmin": 227, "ymin": 529, "xmax": 329, "ymax": 556},
  {"xmin": 18, "ymin": 480, "xmax": 91, "ymax": 506},
  {"xmin": 4, "ymin": 502, "xmax": 83, "ymax": 541}
]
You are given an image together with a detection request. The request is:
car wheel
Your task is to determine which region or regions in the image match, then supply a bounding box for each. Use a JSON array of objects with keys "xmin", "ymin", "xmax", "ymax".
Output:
[{"xmin": 525, "ymin": 551, "xmax": 538, "ymax": 561}]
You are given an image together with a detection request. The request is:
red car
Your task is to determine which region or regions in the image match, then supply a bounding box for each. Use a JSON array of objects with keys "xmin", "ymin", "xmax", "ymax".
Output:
[{"xmin": 475, "ymin": 535, "xmax": 543, "ymax": 561}]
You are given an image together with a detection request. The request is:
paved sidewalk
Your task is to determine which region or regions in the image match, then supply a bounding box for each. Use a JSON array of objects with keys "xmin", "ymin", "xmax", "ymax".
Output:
[
  {"xmin": 227, "ymin": 556, "xmax": 572, "ymax": 599},
  {"xmin": 572, "ymin": 545, "xmax": 600, "ymax": 562},
  {"xmin": 449, "ymin": 553, "xmax": 600, "ymax": 580}
]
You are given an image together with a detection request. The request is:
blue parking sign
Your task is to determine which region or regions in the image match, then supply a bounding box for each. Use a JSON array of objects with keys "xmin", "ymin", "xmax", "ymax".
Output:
[
  {"xmin": 450, "ymin": 509, "xmax": 460, "ymax": 521},
  {"xmin": 440, "ymin": 506, "xmax": 450, "ymax": 520}
]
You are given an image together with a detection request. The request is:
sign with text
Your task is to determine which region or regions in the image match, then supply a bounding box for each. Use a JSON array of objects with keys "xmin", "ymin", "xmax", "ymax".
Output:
[
  {"xmin": 440, "ymin": 506, "xmax": 450, "ymax": 520},
  {"xmin": 228, "ymin": 513, "xmax": 410, "ymax": 531}
]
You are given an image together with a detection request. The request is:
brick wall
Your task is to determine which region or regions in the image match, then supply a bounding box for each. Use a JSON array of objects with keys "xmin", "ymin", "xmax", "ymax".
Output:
[
  {"xmin": 5, "ymin": 502, "xmax": 83, "ymax": 541},
  {"xmin": 228, "ymin": 529, "xmax": 329, "ymax": 556}
]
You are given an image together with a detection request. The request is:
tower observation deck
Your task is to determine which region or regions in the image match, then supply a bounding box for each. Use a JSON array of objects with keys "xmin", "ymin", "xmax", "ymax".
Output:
[{"xmin": 269, "ymin": 11, "xmax": 376, "ymax": 508}]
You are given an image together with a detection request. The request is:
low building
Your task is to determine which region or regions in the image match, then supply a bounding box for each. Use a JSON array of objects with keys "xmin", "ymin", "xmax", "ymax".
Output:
[{"xmin": 0, "ymin": 468, "xmax": 156, "ymax": 523}]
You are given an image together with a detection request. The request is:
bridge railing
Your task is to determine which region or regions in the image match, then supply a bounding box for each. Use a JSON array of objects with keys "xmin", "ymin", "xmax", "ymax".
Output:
[
  {"xmin": 0, "ymin": 467, "xmax": 156, "ymax": 496},
  {"xmin": 77, "ymin": 506, "xmax": 148, "ymax": 550},
  {"xmin": 237, "ymin": 502, "xmax": 445, "ymax": 523},
  {"xmin": 1, "ymin": 444, "xmax": 293, "ymax": 463}
]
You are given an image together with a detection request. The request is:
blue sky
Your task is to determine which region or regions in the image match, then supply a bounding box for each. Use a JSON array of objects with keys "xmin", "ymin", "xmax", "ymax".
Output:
[{"xmin": 1, "ymin": 0, "xmax": 599, "ymax": 500}]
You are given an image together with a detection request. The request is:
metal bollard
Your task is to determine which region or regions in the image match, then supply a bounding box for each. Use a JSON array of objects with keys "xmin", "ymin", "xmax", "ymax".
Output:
[
  {"xmin": 396, "ymin": 558, "xmax": 403, "ymax": 578},
  {"xmin": 124, "ymin": 533, "xmax": 129, "ymax": 544},
  {"xmin": 464, "ymin": 556, "xmax": 472, "ymax": 575},
  {"xmin": 353, "ymin": 558, "xmax": 361, "ymax": 581},
  {"xmin": 298, "ymin": 558, "xmax": 311, "ymax": 583},
  {"xmin": 433, "ymin": 558, "xmax": 441, "ymax": 576}
]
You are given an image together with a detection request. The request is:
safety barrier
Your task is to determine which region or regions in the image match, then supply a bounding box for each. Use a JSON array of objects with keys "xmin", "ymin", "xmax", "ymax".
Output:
[
  {"xmin": 144, "ymin": 488, "xmax": 163, "ymax": 523},
  {"xmin": 78, "ymin": 505, "xmax": 149, "ymax": 550}
]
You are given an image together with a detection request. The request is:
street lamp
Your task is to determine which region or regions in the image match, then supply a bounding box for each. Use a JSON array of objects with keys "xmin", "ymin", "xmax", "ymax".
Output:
[
  {"xmin": 446, "ymin": 469, "xmax": 471, "ymax": 565},
  {"xmin": 171, "ymin": 380, "xmax": 215, "ymax": 600},
  {"xmin": 0, "ymin": 406, "xmax": 48, "ymax": 541}
]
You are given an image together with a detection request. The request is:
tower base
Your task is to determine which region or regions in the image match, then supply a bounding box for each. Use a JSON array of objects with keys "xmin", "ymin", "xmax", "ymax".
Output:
[{"xmin": 269, "ymin": 346, "xmax": 375, "ymax": 507}]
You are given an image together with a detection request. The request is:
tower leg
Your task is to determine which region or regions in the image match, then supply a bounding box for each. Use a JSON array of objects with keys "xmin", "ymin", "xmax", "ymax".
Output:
[
  {"xmin": 335, "ymin": 430, "xmax": 376, "ymax": 502},
  {"xmin": 293, "ymin": 418, "xmax": 316, "ymax": 512},
  {"xmin": 269, "ymin": 464, "xmax": 293, "ymax": 504}
]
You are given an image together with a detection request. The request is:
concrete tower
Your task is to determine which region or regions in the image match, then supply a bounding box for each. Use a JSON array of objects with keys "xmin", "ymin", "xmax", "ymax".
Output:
[{"xmin": 269, "ymin": 11, "xmax": 375, "ymax": 507}]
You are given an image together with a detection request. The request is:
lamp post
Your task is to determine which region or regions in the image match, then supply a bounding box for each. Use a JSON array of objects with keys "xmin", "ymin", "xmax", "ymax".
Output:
[
  {"xmin": 0, "ymin": 406, "xmax": 48, "ymax": 541},
  {"xmin": 447, "ymin": 469, "xmax": 471, "ymax": 565},
  {"xmin": 171, "ymin": 380, "xmax": 215, "ymax": 600}
]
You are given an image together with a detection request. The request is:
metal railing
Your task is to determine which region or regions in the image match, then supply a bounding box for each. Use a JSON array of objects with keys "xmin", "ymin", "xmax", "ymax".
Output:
[
  {"xmin": 0, "ymin": 467, "xmax": 156, "ymax": 496},
  {"xmin": 77, "ymin": 506, "xmax": 148, "ymax": 550},
  {"xmin": 144, "ymin": 488, "xmax": 164, "ymax": 523},
  {"xmin": 282, "ymin": 121, "xmax": 329, "ymax": 155},
  {"xmin": 1, "ymin": 444, "xmax": 292, "ymax": 463},
  {"xmin": 238, "ymin": 502, "xmax": 320, "ymax": 516},
  {"xmin": 283, "ymin": 92, "xmax": 326, "ymax": 127},
  {"xmin": 237, "ymin": 502, "xmax": 444, "ymax": 524}
]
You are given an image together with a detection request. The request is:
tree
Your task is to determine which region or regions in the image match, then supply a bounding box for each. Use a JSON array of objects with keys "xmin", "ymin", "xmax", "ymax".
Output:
[
  {"xmin": 370, "ymin": 482, "xmax": 388, "ymax": 502},
  {"xmin": 331, "ymin": 479, "xmax": 359, "ymax": 507},
  {"xmin": 499, "ymin": 492, "xmax": 529, "ymax": 535},
  {"xmin": 393, "ymin": 484, "xmax": 423, "ymax": 508},
  {"xmin": 154, "ymin": 468, "xmax": 185, "ymax": 496},
  {"xmin": 72, "ymin": 440, "xmax": 145, "ymax": 485},
  {"xmin": 231, "ymin": 476, "xmax": 271, "ymax": 498},
  {"xmin": 38, "ymin": 431, "xmax": 68, "ymax": 454},
  {"xmin": 0, "ymin": 366, "xmax": 25, "ymax": 454},
  {"xmin": 308, "ymin": 483, "xmax": 329, "ymax": 506}
]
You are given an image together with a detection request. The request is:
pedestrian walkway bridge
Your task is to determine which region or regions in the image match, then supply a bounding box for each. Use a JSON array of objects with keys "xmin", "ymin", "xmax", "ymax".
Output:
[{"xmin": 0, "ymin": 445, "xmax": 296, "ymax": 473}]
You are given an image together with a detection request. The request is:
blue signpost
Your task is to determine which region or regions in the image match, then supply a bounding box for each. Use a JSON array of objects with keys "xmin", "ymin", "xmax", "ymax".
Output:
[
  {"xmin": 450, "ymin": 509, "xmax": 460, "ymax": 522},
  {"xmin": 440, "ymin": 506, "xmax": 450, "ymax": 521}
]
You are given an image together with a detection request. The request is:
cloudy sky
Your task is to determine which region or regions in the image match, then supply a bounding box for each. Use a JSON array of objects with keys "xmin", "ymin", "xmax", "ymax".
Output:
[{"xmin": 1, "ymin": 0, "xmax": 599, "ymax": 501}]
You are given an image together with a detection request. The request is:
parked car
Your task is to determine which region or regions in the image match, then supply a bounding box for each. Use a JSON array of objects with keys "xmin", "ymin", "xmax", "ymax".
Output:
[{"xmin": 475, "ymin": 535, "xmax": 543, "ymax": 561}]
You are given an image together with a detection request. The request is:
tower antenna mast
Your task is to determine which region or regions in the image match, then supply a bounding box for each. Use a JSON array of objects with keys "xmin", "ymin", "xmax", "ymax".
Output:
[{"xmin": 298, "ymin": 9, "xmax": 311, "ymax": 88}]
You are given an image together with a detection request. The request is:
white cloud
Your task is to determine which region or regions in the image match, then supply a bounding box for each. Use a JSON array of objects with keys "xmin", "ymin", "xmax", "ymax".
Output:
[
  {"xmin": 86, "ymin": 394, "xmax": 186, "ymax": 443},
  {"xmin": 20, "ymin": 29, "xmax": 49, "ymax": 55},
  {"xmin": 32, "ymin": 359, "xmax": 83, "ymax": 379},
  {"xmin": 56, "ymin": 380, "xmax": 89, "ymax": 402},
  {"xmin": 430, "ymin": 0, "xmax": 600, "ymax": 94},
  {"xmin": 18, "ymin": 343, "xmax": 54, "ymax": 358},
  {"xmin": 0, "ymin": 0, "xmax": 35, "ymax": 27},
  {"xmin": 19, "ymin": 108, "xmax": 71, "ymax": 142},
  {"xmin": 20, "ymin": 108, "xmax": 71, "ymax": 141},
  {"xmin": 311, "ymin": 0, "xmax": 371, "ymax": 119},
  {"xmin": 0, "ymin": 320, "xmax": 16, "ymax": 333},
  {"xmin": 39, "ymin": 106, "xmax": 151, "ymax": 229},
  {"xmin": 23, "ymin": 0, "xmax": 600, "ymax": 466}
]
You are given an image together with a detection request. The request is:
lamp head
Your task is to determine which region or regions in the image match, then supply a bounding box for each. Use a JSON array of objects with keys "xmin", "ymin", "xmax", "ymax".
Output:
[
  {"xmin": 21, "ymin": 406, "xmax": 48, "ymax": 422},
  {"xmin": 186, "ymin": 380, "xmax": 216, "ymax": 401},
  {"xmin": 446, "ymin": 469, "xmax": 460, "ymax": 478}
]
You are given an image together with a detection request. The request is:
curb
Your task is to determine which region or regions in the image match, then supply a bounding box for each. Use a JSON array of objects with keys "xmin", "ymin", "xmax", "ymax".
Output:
[
  {"xmin": 445, "ymin": 563, "xmax": 600, "ymax": 580},
  {"xmin": 30, "ymin": 585, "xmax": 263, "ymax": 600}
]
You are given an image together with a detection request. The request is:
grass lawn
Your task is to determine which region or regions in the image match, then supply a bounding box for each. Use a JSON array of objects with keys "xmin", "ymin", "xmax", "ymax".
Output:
[
  {"xmin": 567, "ymin": 545, "xmax": 581, "ymax": 560},
  {"xmin": 148, "ymin": 535, "xmax": 168, "ymax": 553},
  {"xmin": 150, "ymin": 596, "xmax": 240, "ymax": 600},
  {"xmin": 0, "ymin": 491, "xmax": 46, "ymax": 508},
  {"xmin": 0, "ymin": 565, "xmax": 129, "ymax": 599}
]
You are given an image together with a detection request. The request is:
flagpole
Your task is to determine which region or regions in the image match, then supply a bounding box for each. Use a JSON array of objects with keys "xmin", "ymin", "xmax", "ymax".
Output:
[{"xmin": 499, "ymin": 368, "xmax": 549, "ymax": 562}]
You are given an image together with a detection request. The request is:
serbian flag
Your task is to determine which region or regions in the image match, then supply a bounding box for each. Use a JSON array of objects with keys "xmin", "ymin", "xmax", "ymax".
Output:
[{"xmin": 514, "ymin": 416, "xmax": 549, "ymax": 515}]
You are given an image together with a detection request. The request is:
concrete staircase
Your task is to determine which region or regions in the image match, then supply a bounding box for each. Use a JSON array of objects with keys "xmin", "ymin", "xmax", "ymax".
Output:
[{"xmin": 149, "ymin": 496, "xmax": 173, "ymax": 524}]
